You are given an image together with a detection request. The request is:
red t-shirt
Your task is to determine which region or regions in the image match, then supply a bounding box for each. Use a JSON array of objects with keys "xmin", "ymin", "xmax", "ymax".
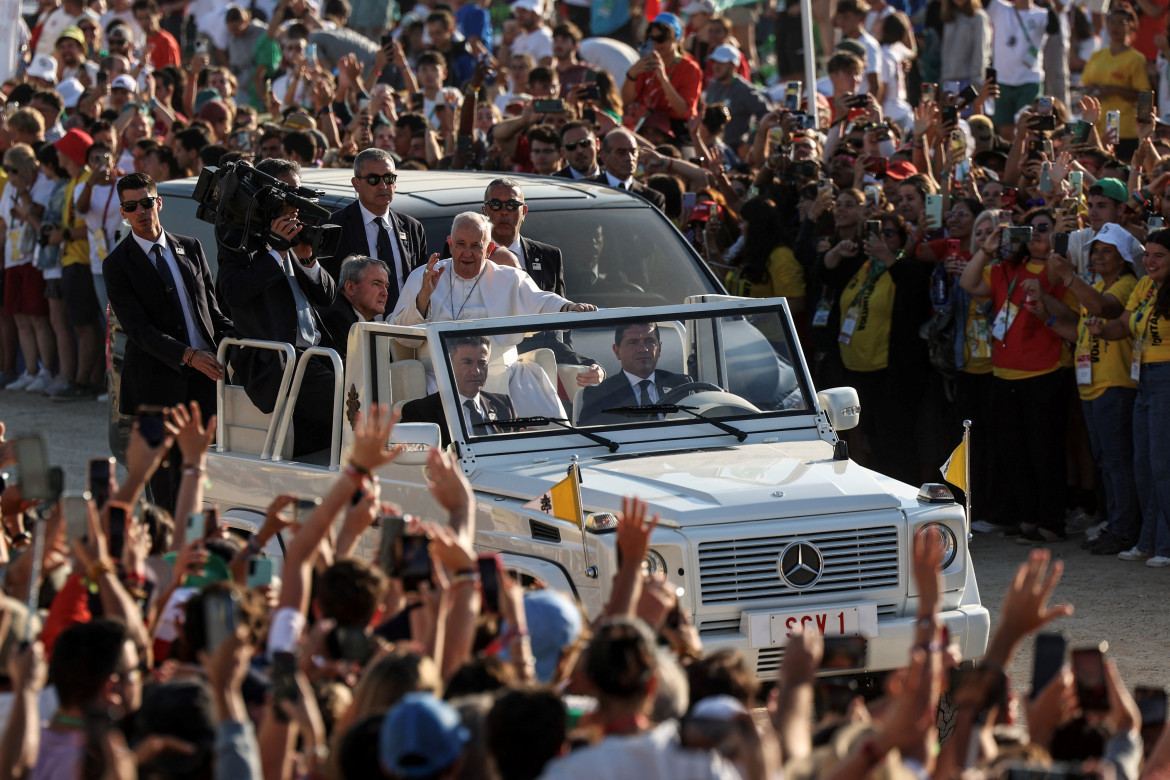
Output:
[
  {"xmin": 1135, "ymin": 0, "xmax": 1169, "ymax": 60},
  {"xmin": 148, "ymin": 30, "xmax": 182, "ymax": 70},
  {"xmin": 988, "ymin": 260, "xmax": 1067, "ymax": 374},
  {"xmin": 632, "ymin": 53, "xmax": 703, "ymax": 119}
]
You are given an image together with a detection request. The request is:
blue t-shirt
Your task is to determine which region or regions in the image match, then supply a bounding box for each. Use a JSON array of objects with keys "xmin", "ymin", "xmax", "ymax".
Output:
[{"xmin": 456, "ymin": 5, "xmax": 492, "ymax": 51}]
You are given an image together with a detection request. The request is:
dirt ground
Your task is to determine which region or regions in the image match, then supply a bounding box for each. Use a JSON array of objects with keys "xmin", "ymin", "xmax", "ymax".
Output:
[{"xmin": 5, "ymin": 391, "xmax": 1167, "ymax": 697}]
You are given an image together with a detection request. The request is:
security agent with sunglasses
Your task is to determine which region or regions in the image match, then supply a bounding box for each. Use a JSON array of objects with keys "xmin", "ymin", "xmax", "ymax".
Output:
[
  {"xmin": 322, "ymin": 148, "xmax": 427, "ymax": 313},
  {"xmin": 102, "ymin": 172, "xmax": 234, "ymax": 510}
]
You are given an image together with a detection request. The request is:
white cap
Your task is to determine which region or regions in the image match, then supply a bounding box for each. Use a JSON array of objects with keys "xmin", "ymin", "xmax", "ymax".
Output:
[
  {"xmin": 511, "ymin": 0, "xmax": 542, "ymax": 12},
  {"xmin": 689, "ymin": 695, "xmax": 749, "ymax": 721},
  {"xmin": 1090, "ymin": 222, "xmax": 1143, "ymax": 264},
  {"xmin": 110, "ymin": 74, "xmax": 137, "ymax": 91},
  {"xmin": 57, "ymin": 78, "xmax": 85, "ymax": 109},
  {"xmin": 708, "ymin": 44, "xmax": 741, "ymax": 64},
  {"xmin": 27, "ymin": 54, "xmax": 58, "ymax": 84},
  {"xmin": 682, "ymin": 0, "xmax": 716, "ymax": 14}
]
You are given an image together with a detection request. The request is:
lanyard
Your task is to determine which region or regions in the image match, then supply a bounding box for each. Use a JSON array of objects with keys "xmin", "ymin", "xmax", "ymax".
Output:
[
  {"xmin": 1133, "ymin": 282, "xmax": 1159, "ymax": 339},
  {"xmin": 1012, "ymin": 5, "xmax": 1036, "ymax": 50},
  {"xmin": 1003, "ymin": 266, "xmax": 1022, "ymax": 305},
  {"xmin": 100, "ymin": 178, "xmax": 117, "ymax": 224},
  {"xmin": 851, "ymin": 258, "xmax": 889, "ymax": 304}
]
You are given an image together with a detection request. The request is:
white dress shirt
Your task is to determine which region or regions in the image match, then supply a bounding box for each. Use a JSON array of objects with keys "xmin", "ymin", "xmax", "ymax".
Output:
[
  {"xmin": 457, "ymin": 392, "xmax": 490, "ymax": 432},
  {"xmin": 605, "ymin": 171, "xmax": 635, "ymax": 190},
  {"xmin": 133, "ymin": 230, "xmax": 210, "ymax": 355},
  {"xmin": 624, "ymin": 371, "xmax": 659, "ymax": 404},
  {"xmin": 358, "ymin": 202, "xmax": 407, "ymax": 290}
]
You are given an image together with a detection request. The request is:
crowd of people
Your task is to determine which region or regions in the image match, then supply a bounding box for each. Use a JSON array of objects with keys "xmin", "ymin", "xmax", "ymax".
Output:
[{"xmin": 1, "ymin": 409, "xmax": 1170, "ymax": 780}]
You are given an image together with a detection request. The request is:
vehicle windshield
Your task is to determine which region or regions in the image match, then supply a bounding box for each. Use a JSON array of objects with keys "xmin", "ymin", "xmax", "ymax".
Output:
[{"xmin": 437, "ymin": 303, "xmax": 813, "ymax": 442}]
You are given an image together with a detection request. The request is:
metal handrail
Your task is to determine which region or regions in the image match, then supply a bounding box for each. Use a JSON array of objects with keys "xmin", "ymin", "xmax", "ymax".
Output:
[
  {"xmin": 215, "ymin": 338, "xmax": 297, "ymax": 460},
  {"xmin": 270, "ymin": 346, "xmax": 344, "ymax": 469}
]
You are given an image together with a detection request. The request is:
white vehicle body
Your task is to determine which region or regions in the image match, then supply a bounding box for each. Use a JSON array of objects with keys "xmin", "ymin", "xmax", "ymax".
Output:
[{"xmin": 203, "ymin": 296, "xmax": 990, "ymax": 680}]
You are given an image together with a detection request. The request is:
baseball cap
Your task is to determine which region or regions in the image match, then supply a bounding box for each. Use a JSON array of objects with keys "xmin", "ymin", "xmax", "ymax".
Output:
[
  {"xmin": 511, "ymin": 0, "xmax": 542, "ymax": 12},
  {"xmin": 690, "ymin": 201, "xmax": 721, "ymax": 222},
  {"xmin": 279, "ymin": 111, "xmax": 317, "ymax": 132},
  {"xmin": 499, "ymin": 590, "xmax": 584, "ymax": 683},
  {"xmin": 1089, "ymin": 222, "xmax": 1142, "ymax": 264},
  {"xmin": 110, "ymin": 74, "xmax": 137, "ymax": 92},
  {"xmin": 57, "ymin": 78, "xmax": 85, "ymax": 109},
  {"xmin": 194, "ymin": 88, "xmax": 222, "ymax": 114},
  {"xmin": 651, "ymin": 12, "xmax": 684, "ymax": 41},
  {"xmin": 884, "ymin": 160, "xmax": 919, "ymax": 180},
  {"xmin": 56, "ymin": 26, "xmax": 87, "ymax": 48},
  {"xmin": 690, "ymin": 695, "xmax": 750, "ymax": 720},
  {"xmin": 107, "ymin": 22, "xmax": 132, "ymax": 42},
  {"xmin": 379, "ymin": 693, "xmax": 470, "ymax": 778},
  {"xmin": 682, "ymin": 0, "xmax": 716, "ymax": 14},
  {"xmin": 54, "ymin": 128, "xmax": 94, "ymax": 167},
  {"xmin": 1089, "ymin": 177, "xmax": 1128, "ymax": 205},
  {"xmin": 27, "ymin": 54, "xmax": 58, "ymax": 84},
  {"xmin": 197, "ymin": 99, "xmax": 230, "ymax": 125},
  {"xmin": 708, "ymin": 44, "xmax": 741, "ymax": 64}
]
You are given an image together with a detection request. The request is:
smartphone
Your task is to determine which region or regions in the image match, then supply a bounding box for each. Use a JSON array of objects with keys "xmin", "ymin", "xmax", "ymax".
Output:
[
  {"xmin": 247, "ymin": 557, "xmax": 274, "ymax": 589},
  {"xmin": 864, "ymin": 185, "xmax": 881, "ymax": 208},
  {"xmin": 235, "ymin": 130, "xmax": 251, "ymax": 151},
  {"xmin": 1139, "ymin": 90, "xmax": 1154, "ymax": 118},
  {"xmin": 950, "ymin": 128, "xmax": 966, "ymax": 158},
  {"xmin": 106, "ymin": 501, "xmax": 130, "ymax": 560},
  {"xmin": 1136, "ymin": 685, "xmax": 1168, "ymax": 729},
  {"xmin": 202, "ymin": 590, "xmax": 240, "ymax": 654},
  {"xmin": 63, "ymin": 492, "xmax": 91, "ymax": 541},
  {"xmin": 985, "ymin": 67, "xmax": 997, "ymax": 83},
  {"xmin": 396, "ymin": 534, "xmax": 433, "ymax": 593},
  {"xmin": 682, "ymin": 191, "xmax": 697, "ymax": 212},
  {"xmin": 1052, "ymin": 231, "xmax": 1070, "ymax": 257},
  {"xmin": 922, "ymin": 83, "xmax": 938, "ymax": 103},
  {"xmin": 791, "ymin": 159, "xmax": 818, "ymax": 179},
  {"xmin": 305, "ymin": 43, "xmax": 318, "ymax": 67},
  {"xmin": 15, "ymin": 436, "xmax": 50, "ymax": 501},
  {"xmin": 533, "ymin": 98, "xmax": 565, "ymax": 114},
  {"xmin": 136, "ymin": 405, "xmax": 168, "ymax": 447},
  {"xmin": 1004, "ymin": 225, "xmax": 1033, "ymax": 254},
  {"xmin": 955, "ymin": 158, "xmax": 971, "ymax": 183},
  {"xmin": 411, "ymin": 92, "xmax": 424, "ymax": 111},
  {"xmin": 582, "ymin": 107, "xmax": 597, "ymax": 125},
  {"xmin": 1026, "ymin": 138, "xmax": 1045, "ymax": 161},
  {"xmin": 946, "ymin": 238, "xmax": 961, "ymax": 256},
  {"xmin": 820, "ymin": 636, "xmax": 867, "ymax": 670},
  {"xmin": 326, "ymin": 625, "xmax": 372, "ymax": 663},
  {"xmin": 378, "ymin": 512, "xmax": 406, "ymax": 574},
  {"xmin": 185, "ymin": 513, "xmax": 204, "ymax": 546},
  {"xmin": 818, "ymin": 176, "xmax": 832, "ymax": 193},
  {"xmin": 941, "ymin": 104, "xmax": 958, "ymax": 126},
  {"xmin": 202, "ymin": 505, "xmax": 219, "ymax": 538},
  {"xmin": 271, "ymin": 651, "xmax": 299, "ymax": 723},
  {"xmin": 1071, "ymin": 120, "xmax": 1092, "ymax": 145},
  {"xmin": 1002, "ymin": 185, "xmax": 1017, "ymax": 210},
  {"xmin": 1037, "ymin": 96, "xmax": 1053, "ymax": 115},
  {"xmin": 291, "ymin": 497, "xmax": 320, "ymax": 524},
  {"xmin": 865, "ymin": 219, "xmax": 882, "ymax": 239},
  {"xmin": 1072, "ymin": 643, "xmax": 1109, "ymax": 711},
  {"xmin": 865, "ymin": 156, "xmax": 887, "ymax": 175},
  {"xmin": 785, "ymin": 80, "xmax": 802, "ymax": 111},
  {"xmin": 381, "ymin": 32, "xmax": 395, "ymax": 47},
  {"xmin": 1031, "ymin": 632, "xmax": 1066, "ymax": 699},
  {"xmin": 768, "ymin": 126, "xmax": 786, "ymax": 150},
  {"xmin": 1150, "ymin": 216, "xmax": 1166, "ymax": 231},
  {"xmin": 925, "ymin": 193, "xmax": 944, "ymax": 227},
  {"xmin": 579, "ymin": 82, "xmax": 600, "ymax": 102},
  {"xmin": 194, "ymin": 39, "xmax": 208, "ymax": 56},
  {"xmin": 1039, "ymin": 161, "xmax": 1052, "ymax": 192},
  {"xmin": 477, "ymin": 553, "xmax": 504, "ymax": 614},
  {"xmin": 1069, "ymin": 170, "xmax": 1084, "ymax": 198},
  {"xmin": 1106, "ymin": 110, "xmax": 1121, "ymax": 139},
  {"xmin": 958, "ymin": 84, "xmax": 979, "ymax": 106}
]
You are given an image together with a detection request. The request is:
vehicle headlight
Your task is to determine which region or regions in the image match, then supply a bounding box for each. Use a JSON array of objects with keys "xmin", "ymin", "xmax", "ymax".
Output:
[
  {"xmin": 643, "ymin": 549, "xmax": 667, "ymax": 577},
  {"xmin": 917, "ymin": 523, "xmax": 958, "ymax": 569}
]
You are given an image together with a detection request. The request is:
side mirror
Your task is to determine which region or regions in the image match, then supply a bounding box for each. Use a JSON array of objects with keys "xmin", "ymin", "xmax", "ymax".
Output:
[
  {"xmin": 389, "ymin": 423, "xmax": 441, "ymax": 465},
  {"xmin": 817, "ymin": 387, "xmax": 861, "ymax": 431}
]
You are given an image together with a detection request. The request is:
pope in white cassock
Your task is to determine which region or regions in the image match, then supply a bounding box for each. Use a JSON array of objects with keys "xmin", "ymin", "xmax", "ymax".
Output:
[{"xmin": 390, "ymin": 211, "xmax": 598, "ymax": 417}]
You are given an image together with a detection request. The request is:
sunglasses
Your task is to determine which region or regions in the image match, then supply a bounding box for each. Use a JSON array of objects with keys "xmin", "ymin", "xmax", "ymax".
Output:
[
  {"xmin": 359, "ymin": 172, "xmax": 397, "ymax": 186},
  {"xmin": 562, "ymin": 137, "xmax": 594, "ymax": 151},
  {"xmin": 484, "ymin": 198, "xmax": 524, "ymax": 212},
  {"xmin": 120, "ymin": 196, "xmax": 159, "ymax": 212},
  {"xmin": 1031, "ymin": 223, "xmax": 1053, "ymax": 232},
  {"xmin": 2, "ymin": 165, "xmax": 19, "ymax": 175}
]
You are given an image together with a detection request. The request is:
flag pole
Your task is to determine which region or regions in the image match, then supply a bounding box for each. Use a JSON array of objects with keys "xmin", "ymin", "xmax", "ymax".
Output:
[
  {"xmin": 963, "ymin": 419, "xmax": 972, "ymax": 537},
  {"xmin": 570, "ymin": 456, "xmax": 593, "ymax": 577}
]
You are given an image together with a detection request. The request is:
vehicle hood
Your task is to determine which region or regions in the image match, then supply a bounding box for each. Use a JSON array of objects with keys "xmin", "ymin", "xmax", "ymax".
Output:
[{"xmin": 476, "ymin": 441, "xmax": 903, "ymax": 525}]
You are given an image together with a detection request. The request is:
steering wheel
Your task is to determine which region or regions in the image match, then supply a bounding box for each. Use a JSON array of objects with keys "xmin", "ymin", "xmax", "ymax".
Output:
[{"xmin": 657, "ymin": 382, "xmax": 724, "ymax": 406}]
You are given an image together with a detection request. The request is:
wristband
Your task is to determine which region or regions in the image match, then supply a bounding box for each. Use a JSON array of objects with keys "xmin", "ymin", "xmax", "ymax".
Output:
[
  {"xmin": 245, "ymin": 536, "xmax": 264, "ymax": 557},
  {"xmin": 344, "ymin": 463, "xmax": 372, "ymax": 492},
  {"xmin": 318, "ymin": 105, "xmax": 334, "ymax": 114},
  {"xmin": 123, "ymin": 571, "xmax": 146, "ymax": 586},
  {"xmin": 451, "ymin": 570, "xmax": 481, "ymax": 585}
]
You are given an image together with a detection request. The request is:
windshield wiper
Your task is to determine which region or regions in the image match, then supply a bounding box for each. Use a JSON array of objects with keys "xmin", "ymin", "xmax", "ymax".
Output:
[
  {"xmin": 601, "ymin": 405, "xmax": 748, "ymax": 442},
  {"xmin": 474, "ymin": 416, "xmax": 620, "ymax": 452}
]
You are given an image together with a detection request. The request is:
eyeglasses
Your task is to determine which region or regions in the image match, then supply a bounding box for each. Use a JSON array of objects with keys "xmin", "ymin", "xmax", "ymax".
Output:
[
  {"xmin": 647, "ymin": 32, "xmax": 668, "ymax": 43},
  {"xmin": 1031, "ymin": 223, "xmax": 1053, "ymax": 232},
  {"xmin": 484, "ymin": 198, "xmax": 524, "ymax": 212},
  {"xmin": 120, "ymin": 196, "xmax": 159, "ymax": 212},
  {"xmin": 562, "ymin": 137, "xmax": 594, "ymax": 151},
  {"xmin": 359, "ymin": 172, "xmax": 397, "ymax": 186}
]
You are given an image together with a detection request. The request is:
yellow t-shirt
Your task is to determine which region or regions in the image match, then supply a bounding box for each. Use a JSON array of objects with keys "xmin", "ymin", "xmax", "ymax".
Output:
[
  {"xmin": 838, "ymin": 260, "xmax": 894, "ymax": 372},
  {"xmin": 725, "ymin": 246, "xmax": 807, "ymax": 299},
  {"xmin": 61, "ymin": 171, "xmax": 91, "ymax": 268},
  {"xmin": 962, "ymin": 297, "xmax": 994, "ymax": 375},
  {"xmin": 1082, "ymin": 47, "xmax": 1151, "ymax": 139},
  {"xmin": 1128, "ymin": 276, "xmax": 1170, "ymax": 364},
  {"xmin": 1076, "ymin": 276, "xmax": 1137, "ymax": 400}
]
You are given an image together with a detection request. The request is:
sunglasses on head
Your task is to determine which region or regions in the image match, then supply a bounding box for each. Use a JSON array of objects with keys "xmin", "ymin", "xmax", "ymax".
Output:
[
  {"xmin": 484, "ymin": 198, "xmax": 523, "ymax": 212},
  {"xmin": 359, "ymin": 172, "xmax": 397, "ymax": 186},
  {"xmin": 120, "ymin": 196, "xmax": 159, "ymax": 212},
  {"xmin": 562, "ymin": 137, "xmax": 594, "ymax": 151}
]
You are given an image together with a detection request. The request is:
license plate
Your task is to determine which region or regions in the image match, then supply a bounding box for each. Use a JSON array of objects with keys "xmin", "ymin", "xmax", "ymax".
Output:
[{"xmin": 743, "ymin": 603, "xmax": 879, "ymax": 648}]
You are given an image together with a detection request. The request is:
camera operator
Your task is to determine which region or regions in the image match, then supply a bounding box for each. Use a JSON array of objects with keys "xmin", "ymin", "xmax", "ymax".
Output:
[{"xmin": 215, "ymin": 158, "xmax": 337, "ymax": 457}]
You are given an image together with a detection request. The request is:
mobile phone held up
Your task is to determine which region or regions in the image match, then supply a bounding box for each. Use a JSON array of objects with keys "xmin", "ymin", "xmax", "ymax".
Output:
[
  {"xmin": 478, "ymin": 553, "xmax": 505, "ymax": 614},
  {"xmin": 203, "ymin": 589, "xmax": 240, "ymax": 654},
  {"xmin": 136, "ymin": 405, "xmax": 168, "ymax": 447},
  {"xmin": 1072, "ymin": 641, "xmax": 1109, "ymax": 712},
  {"xmin": 1031, "ymin": 632, "xmax": 1066, "ymax": 699},
  {"xmin": 106, "ymin": 501, "xmax": 132, "ymax": 560},
  {"xmin": 15, "ymin": 436, "xmax": 51, "ymax": 501},
  {"xmin": 88, "ymin": 457, "xmax": 115, "ymax": 510}
]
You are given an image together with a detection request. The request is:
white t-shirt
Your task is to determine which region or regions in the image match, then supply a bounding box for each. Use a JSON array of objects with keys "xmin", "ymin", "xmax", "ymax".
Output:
[
  {"xmin": 2, "ymin": 174, "xmax": 54, "ymax": 268},
  {"xmin": 845, "ymin": 29, "xmax": 883, "ymax": 94},
  {"xmin": 880, "ymin": 42, "xmax": 913, "ymax": 123},
  {"xmin": 99, "ymin": 9, "xmax": 145, "ymax": 47},
  {"xmin": 75, "ymin": 179, "xmax": 123, "ymax": 269},
  {"xmin": 512, "ymin": 26, "xmax": 554, "ymax": 63},
  {"xmin": 865, "ymin": 6, "xmax": 896, "ymax": 36},
  {"xmin": 34, "ymin": 7, "xmax": 77, "ymax": 57},
  {"xmin": 272, "ymin": 72, "xmax": 311, "ymax": 110},
  {"xmin": 988, "ymin": 0, "xmax": 1048, "ymax": 86},
  {"xmin": 423, "ymin": 87, "xmax": 462, "ymax": 129}
]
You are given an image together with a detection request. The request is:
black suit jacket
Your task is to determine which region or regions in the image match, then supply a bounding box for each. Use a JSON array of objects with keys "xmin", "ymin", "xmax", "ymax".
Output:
[
  {"xmin": 517, "ymin": 236, "xmax": 566, "ymax": 298},
  {"xmin": 103, "ymin": 232, "xmax": 234, "ymax": 415},
  {"xmin": 400, "ymin": 390, "xmax": 516, "ymax": 447},
  {"xmin": 322, "ymin": 200, "xmax": 428, "ymax": 287},
  {"xmin": 317, "ymin": 296, "xmax": 361, "ymax": 357},
  {"xmin": 589, "ymin": 173, "xmax": 667, "ymax": 211},
  {"xmin": 215, "ymin": 242, "xmax": 336, "ymax": 413},
  {"xmin": 576, "ymin": 369, "xmax": 692, "ymax": 426}
]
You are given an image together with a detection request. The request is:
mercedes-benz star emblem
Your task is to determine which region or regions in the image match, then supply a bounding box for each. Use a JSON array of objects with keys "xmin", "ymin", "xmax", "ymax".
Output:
[{"xmin": 777, "ymin": 541, "xmax": 824, "ymax": 590}]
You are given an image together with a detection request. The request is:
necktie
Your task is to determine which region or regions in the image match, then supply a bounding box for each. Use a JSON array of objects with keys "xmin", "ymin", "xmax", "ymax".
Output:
[
  {"xmin": 618, "ymin": 181, "xmax": 627, "ymax": 191},
  {"xmin": 637, "ymin": 378, "xmax": 654, "ymax": 406},
  {"xmin": 151, "ymin": 244, "xmax": 193, "ymax": 341},
  {"xmin": 282, "ymin": 254, "xmax": 318, "ymax": 347},
  {"xmin": 464, "ymin": 399, "xmax": 490, "ymax": 434},
  {"xmin": 374, "ymin": 216, "xmax": 401, "ymax": 313}
]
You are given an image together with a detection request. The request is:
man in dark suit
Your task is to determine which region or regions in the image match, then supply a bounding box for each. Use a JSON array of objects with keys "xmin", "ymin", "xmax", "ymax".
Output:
[
  {"xmin": 481, "ymin": 178, "xmax": 566, "ymax": 297},
  {"xmin": 591, "ymin": 128, "xmax": 667, "ymax": 211},
  {"xmin": 216, "ymin": 159, "xmax": 336, "ymax": 456},
  {"xmin": 400, "ymin": 335, "xmax": 515, "ymax": 447},
  {"xmin": 103, "ymin": 172, "xmax": 234, "ymax": 511},
  {"xmin": 318, "ymin": 255, "xmax": 390, "ymax": 356},
  {"xmin": 321, "ymin": 148, "xmax": 428, "ymax": 315},
  {"xmin": 553, "ymin": 121, "xmax": 600, "ymax": 180},
  {"xmin": 577, "ymin": 322, "xmax": 691, "ymax": 426}
]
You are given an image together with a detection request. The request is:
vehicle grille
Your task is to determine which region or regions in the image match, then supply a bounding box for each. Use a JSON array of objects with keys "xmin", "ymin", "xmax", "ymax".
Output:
[{"xmin": 697, "ymin": 527, "xmax": 900, "ymax": 606}]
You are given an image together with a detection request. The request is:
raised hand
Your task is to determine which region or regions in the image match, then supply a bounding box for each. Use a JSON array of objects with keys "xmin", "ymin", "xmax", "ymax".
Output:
[
  {"xmin": 615, "ymin": 495, "xmax": 659, "ymax": 569},
  {"xmin": 171, "ymin": 401, "xmax": 217, "ymax": 463},
  {"xmin": 349, "ymin": 404, "xmax": 402, "ymax": 473}
]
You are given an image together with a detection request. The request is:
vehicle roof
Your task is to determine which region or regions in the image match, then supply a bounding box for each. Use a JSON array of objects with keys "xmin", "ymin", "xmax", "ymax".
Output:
[{"xmin": 158, "ymin": 169, "xmax": 642, "ymax": 218}]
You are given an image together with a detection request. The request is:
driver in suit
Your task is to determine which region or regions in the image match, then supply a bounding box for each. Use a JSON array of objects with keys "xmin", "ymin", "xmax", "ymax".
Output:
[
  {"xmin": 400, "ymin": 335, "xmax": 516, "ymax": 447},
  {"xmin": 576, "ymin": 322, "xmax": 691, "ymax": 426}
]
